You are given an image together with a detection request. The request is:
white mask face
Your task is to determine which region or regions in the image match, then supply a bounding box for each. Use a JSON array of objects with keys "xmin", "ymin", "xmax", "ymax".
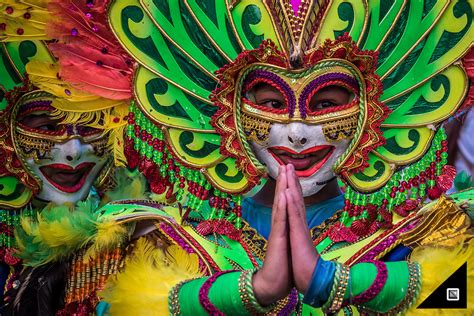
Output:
[
  {"xmin": 25, "ymin": 138, "xmax": 107, "ymax": 203},
  {"xmin": 243, "ymin": 78, "xmax": 356, "ymax": 197},
  {"xmin": 14, "ymin": 102, "xmax": 109, "ymax": 204},
  {"xmin": 250, "ymin": 122, "xmax": 350, "ymax": 196}
]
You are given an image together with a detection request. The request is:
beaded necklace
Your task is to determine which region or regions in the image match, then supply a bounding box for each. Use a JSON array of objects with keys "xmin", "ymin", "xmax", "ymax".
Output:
[{"xmin": 0, "ymin": 207, "xmax": 35, "ymax": 264}]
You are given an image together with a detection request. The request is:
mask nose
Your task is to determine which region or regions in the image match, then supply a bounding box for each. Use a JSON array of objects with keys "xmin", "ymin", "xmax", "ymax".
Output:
[
  {"xmin": 62, "ymin": 138, "xmax": 84, "ymax": 162},
  {"xmin": 288, "ymin": 135, "xmax": 307, "ymax": 145},
  {"xmin": 287, "ymin": 123, "xmax": 308, "ymax": 147}
]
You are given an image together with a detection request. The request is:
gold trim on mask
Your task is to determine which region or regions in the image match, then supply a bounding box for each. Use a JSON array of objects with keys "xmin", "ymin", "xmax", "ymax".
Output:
[
  {"xmin": 241, "ymin": 112, "xmax": 271, "ymax": 144},
  {"xmin": 15, "ymin": 130, "xmax": 56, "ymax": 163},
  {"xmin": 238, "ymin": 63, "xmax": 360, "ymax": 124},
  {"xmin": 322, "ymin": 112, "xmax": 358, "ymax": 142}
]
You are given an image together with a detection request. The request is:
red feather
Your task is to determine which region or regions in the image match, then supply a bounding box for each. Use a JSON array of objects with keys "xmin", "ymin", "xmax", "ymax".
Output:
[{"xmin": 46, "ymin": 0, "xmax": 133, "ymax": 100}]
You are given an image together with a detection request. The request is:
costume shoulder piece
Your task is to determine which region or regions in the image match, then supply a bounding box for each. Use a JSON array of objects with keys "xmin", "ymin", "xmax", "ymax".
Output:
[{"xmin": 108, "ymin": 0, "xmax": 473, "ymax": 238}]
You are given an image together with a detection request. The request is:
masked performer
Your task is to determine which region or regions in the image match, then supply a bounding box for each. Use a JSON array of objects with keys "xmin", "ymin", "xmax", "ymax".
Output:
[
  {"xmin": 9, "ymin": 0, "xmax": 474, "ymax": 315},
  {"xmin": 0, "ymin": 0, "xmax": 130, "ymax": 303}
]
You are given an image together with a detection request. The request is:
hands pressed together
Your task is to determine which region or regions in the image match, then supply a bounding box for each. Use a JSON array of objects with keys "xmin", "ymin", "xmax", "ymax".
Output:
[{"xmin": 252, "ymin": 164, "xmax": 320, "ymax": 306}]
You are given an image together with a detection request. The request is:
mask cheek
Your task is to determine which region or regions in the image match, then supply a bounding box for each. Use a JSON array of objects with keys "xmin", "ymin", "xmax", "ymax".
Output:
[{"xmin": 248, "ymin": 123, "xmax": 286, "ymax": 180}]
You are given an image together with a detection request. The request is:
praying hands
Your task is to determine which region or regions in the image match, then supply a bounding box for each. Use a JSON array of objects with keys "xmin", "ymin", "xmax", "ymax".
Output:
[{"xmin": 252, "ymin": 164, "xmax": 320, "ymax": 305}]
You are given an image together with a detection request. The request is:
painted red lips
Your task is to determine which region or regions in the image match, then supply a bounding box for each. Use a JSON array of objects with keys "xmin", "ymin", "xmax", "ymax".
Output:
[
  {"xmin": 39, "ymin": 162, "xmax": 96, "ymax": 193},
  {"xmin": 268, "ymin": 145, "xmax": 335, "ymax": 177}
]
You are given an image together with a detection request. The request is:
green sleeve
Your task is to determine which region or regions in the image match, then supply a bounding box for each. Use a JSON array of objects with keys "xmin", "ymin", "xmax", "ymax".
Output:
[
  {"xmin": 172, "ymin": 271, "xmax": 250, "ymax": 315},
  {"xmin": 346, "ymin": 261, "xmax": 419, "ymax": 313}
]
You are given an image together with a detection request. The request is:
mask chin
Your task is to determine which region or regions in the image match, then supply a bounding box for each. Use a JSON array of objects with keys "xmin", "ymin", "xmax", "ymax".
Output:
[
  {"xmin": 25, "ymin": 139, "xmax": 107, "ymax": 204},
  {"xmin": 249, "ymin": 122, "xmax": 350, "ymax": 198}
]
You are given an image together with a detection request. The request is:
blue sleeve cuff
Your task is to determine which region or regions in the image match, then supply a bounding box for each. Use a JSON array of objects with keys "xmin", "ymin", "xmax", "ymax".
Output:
[
  {"xmin": 96, "ymin": 301, "xmax": 110, "ymax": 316},
  {"xmin": 302, "ymin": 258, "xmax": 336, "ymax": 307}
]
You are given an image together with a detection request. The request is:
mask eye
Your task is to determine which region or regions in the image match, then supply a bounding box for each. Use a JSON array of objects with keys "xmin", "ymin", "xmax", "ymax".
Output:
[
  {"xmin": 247, "ymin": 82, "xmax": 288, "ymax": 111},
  {"xmin": 19, "ymin": 113, "xmax": 62, "ymax": 132},
  {"xmin": 77, "ymin": 125, "xmax": 102, "ymax": 136},
  {"xmin": 308, "ymin": 85, "xmax": 354, "ymax": 112},
  {"xmin": 260, "ymin": 100, "xmax": 285, "ymax": 110}
]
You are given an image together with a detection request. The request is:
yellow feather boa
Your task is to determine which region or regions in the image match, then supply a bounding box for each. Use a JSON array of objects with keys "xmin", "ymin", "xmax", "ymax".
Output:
[{"xmin": 100, "ymin": 238, "xmax": 203, "ymax": 315}]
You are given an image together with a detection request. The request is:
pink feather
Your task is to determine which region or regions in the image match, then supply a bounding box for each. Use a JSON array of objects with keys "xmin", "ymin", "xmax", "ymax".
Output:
[{"xmin": 46, "ymin": 0, "xmax": 133, "ymax": 100}]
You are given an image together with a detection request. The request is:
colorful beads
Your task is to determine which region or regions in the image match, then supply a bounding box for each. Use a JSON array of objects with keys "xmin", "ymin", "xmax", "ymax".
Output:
[
  {"xmin": 0, "ymin": 208, "xmax": 35, "ymax": 249},
  {"xmin": 323, "ymin": 263, "xmax": 351, "ymax": 313},
  {"xmin": 238, "ymin": 268, "xmax": 279, "ymax": 313},
  {"xmin": 127, "ymin": 102, "xmax": 243, "ymax": 236},
  {"xmin": 335, "ymin": 128, "xmax": 450, "ymax": 242}
]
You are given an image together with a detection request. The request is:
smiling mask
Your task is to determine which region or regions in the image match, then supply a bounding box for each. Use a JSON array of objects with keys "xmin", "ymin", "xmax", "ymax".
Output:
[
  {"xmin": 210, "ymin": 39, "xmax": 387, "ymax": 196},
  {"xmin": 12, "ymin": 92, "xmax": 109, "ymax": 204},
  {"xmin": 241, "ymin": 65, "xmax": 359, "ymax": 196}
]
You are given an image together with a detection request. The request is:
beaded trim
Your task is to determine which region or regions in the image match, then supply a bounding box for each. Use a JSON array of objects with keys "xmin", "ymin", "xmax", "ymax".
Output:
[
  {"xmin": 387, "ymin": 262, "xmax": 421, "ymax": 314},
  {"xmin": 0, "ymin": 208, "xmax": 35, "ymax": 264},
  {"xmin": 238, "ymin": 268, "xmax": 277, "ymax": 314},
  {"xmin": 324, "ymin": 263, "xmax": 350, "ymax": 313},
  {"xmin": 169, "ymin": 280, "xmax": 187, "ymax": 315},
  {"xmin": 277, "ymin": 288, "xmax": 299, "ymax": 316},
  {"xmin": 64, "ymin": 246, "xmax": 124, "ymax": 305}
]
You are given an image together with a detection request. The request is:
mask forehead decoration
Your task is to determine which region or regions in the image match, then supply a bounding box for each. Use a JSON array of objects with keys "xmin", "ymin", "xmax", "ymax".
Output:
[{"xmin": 13, "ymin": 92, "xmax": 107, "ymax": 163}]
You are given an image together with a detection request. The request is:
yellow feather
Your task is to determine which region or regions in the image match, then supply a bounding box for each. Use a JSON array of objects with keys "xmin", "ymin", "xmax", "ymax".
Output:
[
  {"xmin": 83, "ymin": 221, "xmax": 128, "ymax": 261},
  {"xmin": 406, "ymin": 238, "xmax": 474, "ymax": 315},
  {"xmin": 100, "ymin": 238, "xmax": 203, "ymax": 315},
  {"xmin": 102, "ymin": 169, "xmax": 148, "ymax": 204},
  {"xmin": 33, "ymin": 206, "xmax": 92, "ymax": 249}
]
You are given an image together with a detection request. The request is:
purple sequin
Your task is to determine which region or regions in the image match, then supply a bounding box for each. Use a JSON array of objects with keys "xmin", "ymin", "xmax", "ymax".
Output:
[
  {"xmin": 357, "ymin": 224, "xmax": 414, "ymax": 262},
  {"xmin": 159, "ymin": 222, "xmax": 195, "ymax": 254},
  {"xmin": 66, "ymin": 124, "xmax": 74, "ymax": 136},
  {"xmin": 298, "ymin": 73, "xmax": 359, "ymax": 118},
  {"xmin": 351, "ymin": 261, "xmax": 388, "ymax": 304},
  {"xmin": 243, "ymin": 70, "xmax": 297, "ymax": 117},
  {"xmin": 198, "ymin": 270, "xmax": 236, "ymax": 315}
]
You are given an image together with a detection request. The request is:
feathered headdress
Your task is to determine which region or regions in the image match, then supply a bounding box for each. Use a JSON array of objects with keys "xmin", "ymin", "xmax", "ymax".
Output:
[{"xmin": 105, "ymin": 0, "xmax": 473, "ymax": 240}]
